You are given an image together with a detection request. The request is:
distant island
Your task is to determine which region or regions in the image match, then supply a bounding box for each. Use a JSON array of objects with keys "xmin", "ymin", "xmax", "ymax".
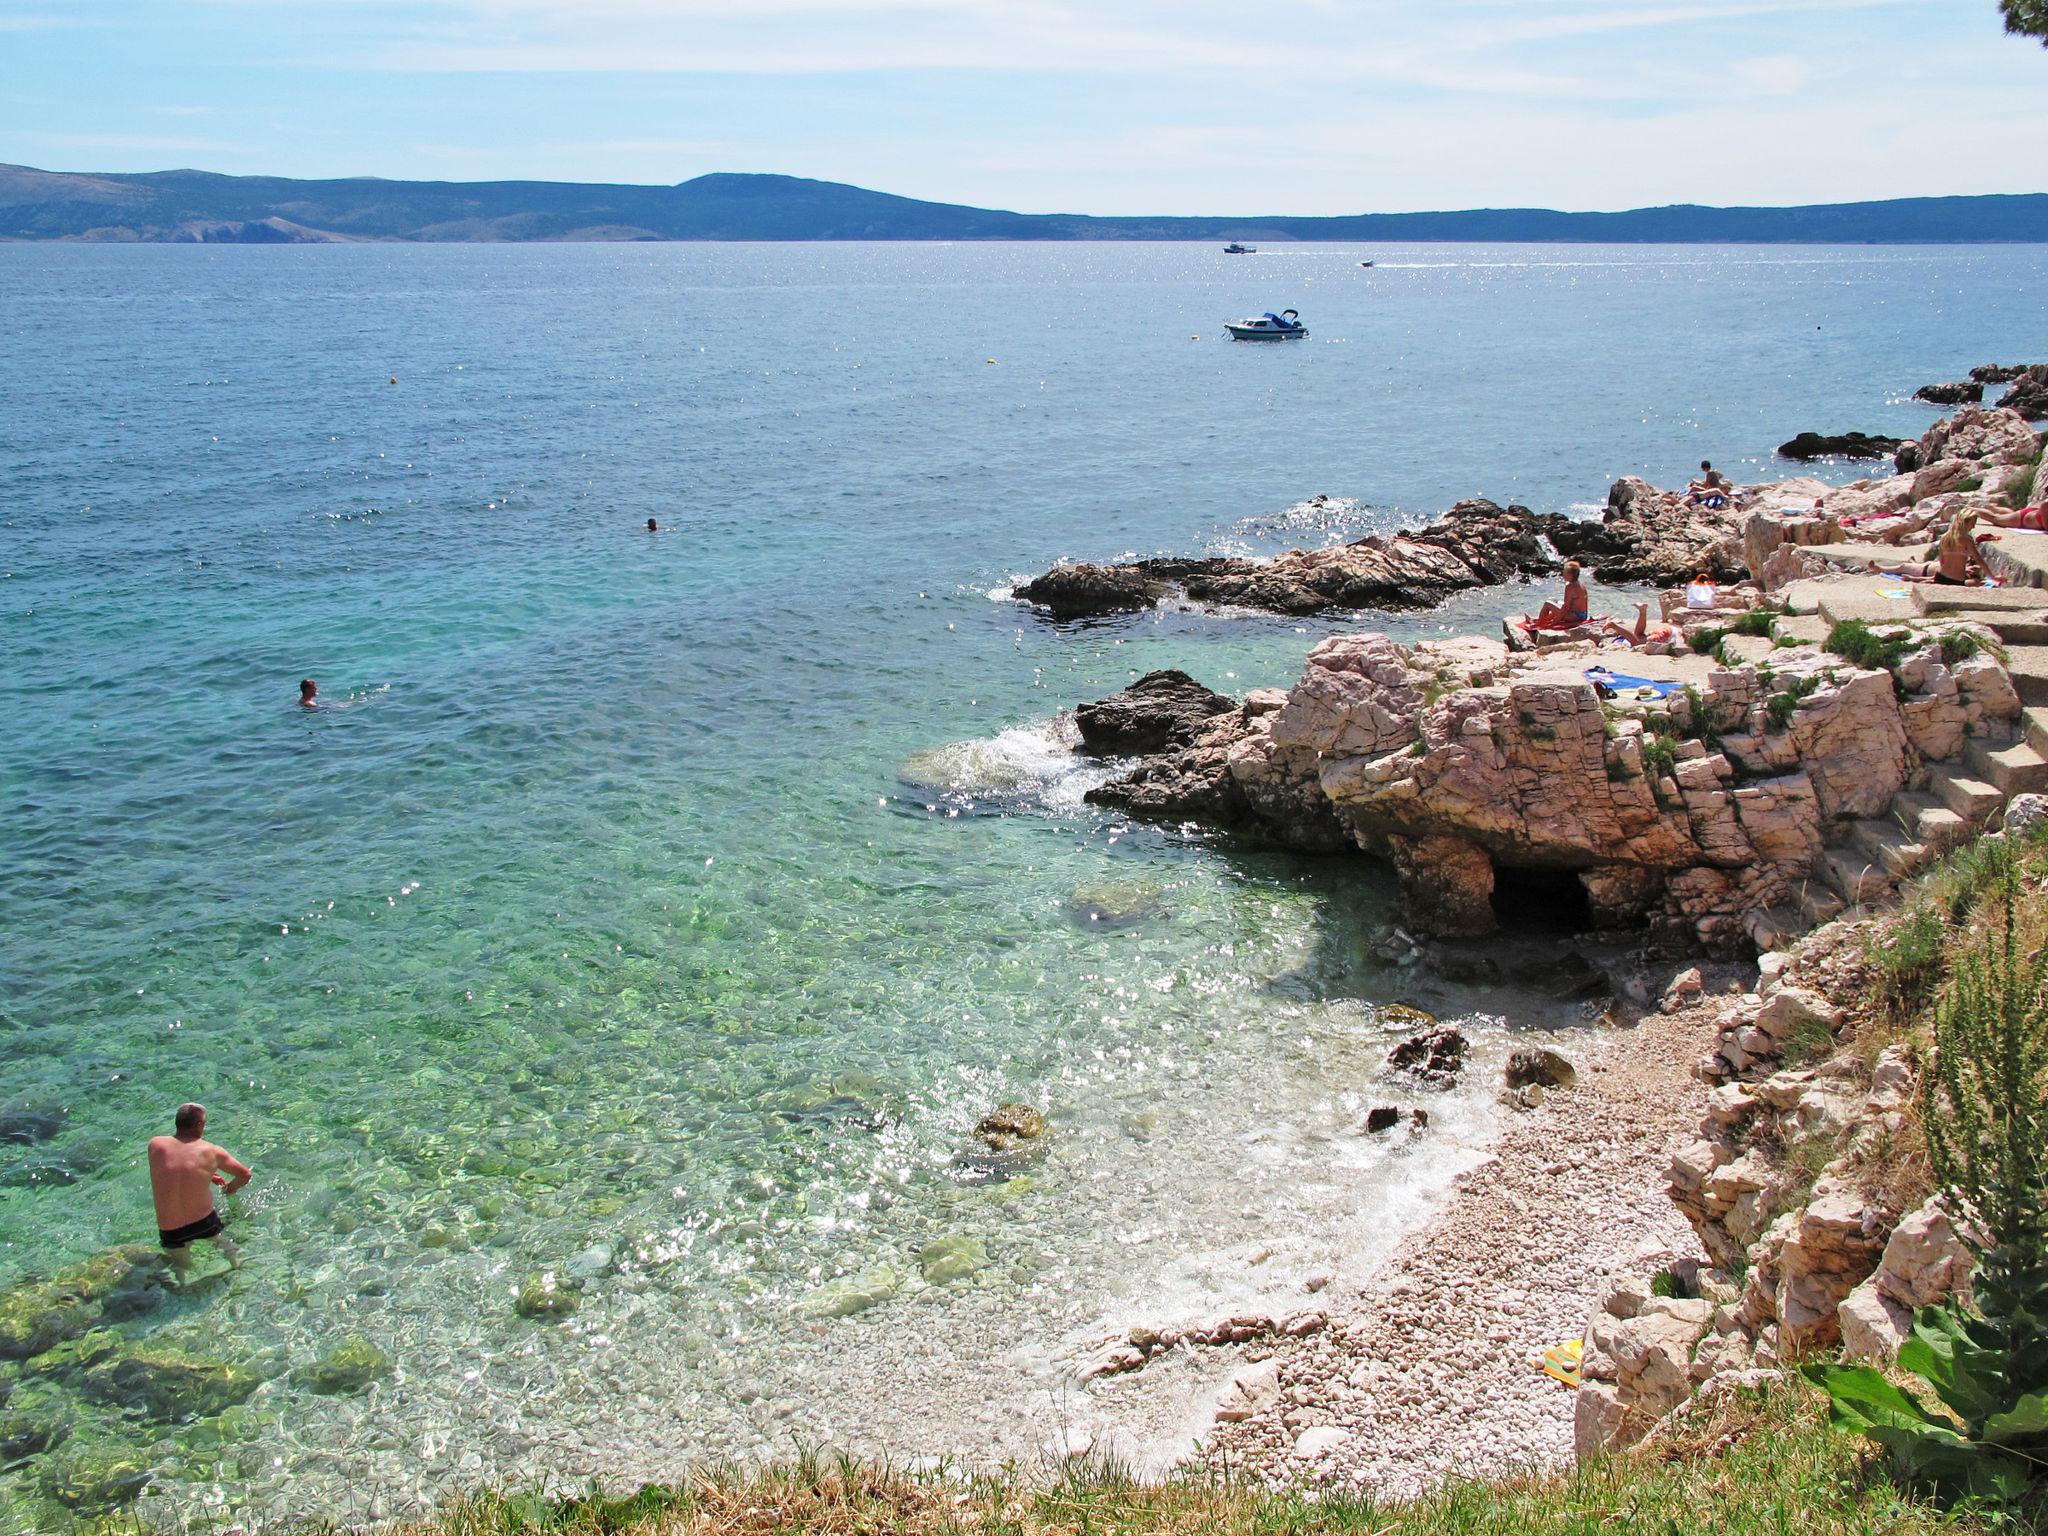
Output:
[{"xmin": 5, "ymin": 162, "xmax": 2048, "ymax": 244}]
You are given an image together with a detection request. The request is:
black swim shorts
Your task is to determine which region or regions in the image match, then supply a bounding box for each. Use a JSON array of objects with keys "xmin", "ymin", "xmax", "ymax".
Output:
[
  {"xmin": 159, "ymin": 1209, "xmax": 225, "ymax": 1249},
  {"xmin": 1934, "ymin": 573, "xmax": 1968, "ymax": 586}
]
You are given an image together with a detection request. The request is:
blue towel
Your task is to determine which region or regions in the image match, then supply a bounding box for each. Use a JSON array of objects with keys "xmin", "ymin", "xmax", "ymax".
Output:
[{"xmin": 1585, "ymin": 667, "xmax": 1682, "ymax": 697}]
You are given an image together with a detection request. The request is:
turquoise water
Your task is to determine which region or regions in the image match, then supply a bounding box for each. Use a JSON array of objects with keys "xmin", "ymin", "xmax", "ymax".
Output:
[{"xmin": 2, "ymin": 241, "xmax": 2044, "ymax": 1520}]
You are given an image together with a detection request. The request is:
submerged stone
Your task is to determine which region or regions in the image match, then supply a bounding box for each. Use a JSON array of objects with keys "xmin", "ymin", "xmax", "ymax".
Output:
[
  {"xmin": 513, "ymin": 1271, "xmax": 579, "ymax": 1319},
  {"xmin": 917, "ymin": 1236, "xmax": 989, "ymax": 1285},
  {"xmin": 0, "ymin": 1403, "xmax": 71, "ymax": 1464},
  {"xmin": 300, "ymin": 1337, "xmax": 392, "ymax": 1395},
  {"xmin": 1066, "ymin": 883, "xmax": 1161, "ymax": 930},
  {"xmin": 0, "ymin": 1248, "xmax": 169, "ymax": 1360},
  {"xmin": 1505, "ymin": 1046, "xmax": 1579, "ymax": 1090},
  {"xmin": 1376, "ymin": 1003, "xmax": 1438, "ymax": 1031},
  {"xmin": 78, "ymin": 1345, "xmax": 262, "ymax": 1421},
  {"xmin": 974, "ymin": 1103, "xmax": 1045, "ymax": 1151},
  {"xmin": 796, "ymin": 1263, "xmax": 904, "ymax": 1319},
  {"xmin": 42, "ymin": 1454, "xmax": 153, "ymax": 1512},
  {"xmin": 0, "ymin": 1106, "xmax": 65, "ymax": 1144}
]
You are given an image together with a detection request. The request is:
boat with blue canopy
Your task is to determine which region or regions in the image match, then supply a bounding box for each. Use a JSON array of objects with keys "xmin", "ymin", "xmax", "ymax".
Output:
[{"xmin": 1225, "ymin": 309, "xmax": 1307, "ymax": 340}]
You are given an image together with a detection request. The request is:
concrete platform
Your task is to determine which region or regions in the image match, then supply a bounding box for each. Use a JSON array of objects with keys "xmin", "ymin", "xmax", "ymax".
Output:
[
  {"xmin": 1815, "ymin": 580, "xmax": 1924, "ymax": 627},
  {"xmin": 1911, "ymin": 583, "xmax": 2048, "ymax": 614},
  {"xmin": 1804, "ymin": 541, "xmax": 1932, "ymax": 569},
  {"xmin": 1977, "ymin": 529, "xmax": 2048, "ymax": 590}
]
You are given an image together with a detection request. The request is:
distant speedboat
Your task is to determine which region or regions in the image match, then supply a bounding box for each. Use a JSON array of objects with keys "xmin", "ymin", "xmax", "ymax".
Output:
[
  {"xmin": 1226, "ymin": 309, "xmax": 1306, "ymax": 340},
  {"xmin": 1223, "ymin": 243, "xmax": 1255, "ymax": 254},
  {"xmin": 1360, "ymin": 260, "xmax": 1375, "ymax": 267}
]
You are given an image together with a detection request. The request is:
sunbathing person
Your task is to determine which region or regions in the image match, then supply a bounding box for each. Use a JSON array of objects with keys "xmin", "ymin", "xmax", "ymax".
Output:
[
  {"xmin": 1685, "ymin": 462, "xmax": 1736, "ymax": 507},
  {"xmin": 1979, "ymin": 504, "xmax": 2048, "ymax": 531},
  {"xmin": 1592, "ymin": 603, "xmax": 1656, "ymax": 644},
  {"xmin": 1529, "ymin": 562, "xmax": 1591, "ymax": 629}
]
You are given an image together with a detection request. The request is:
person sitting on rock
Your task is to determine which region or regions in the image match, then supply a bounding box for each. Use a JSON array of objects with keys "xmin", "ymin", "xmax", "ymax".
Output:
[
  {"xmin": 1685, "ymin": 461, "xmax": 1735, "ymax": 507},
  {"xmin": 1529, "ymin": 561, "xmax": 1591, "ymax": 629},
  {"xmin": 1869, "ymin": 512, "xmax": 1985, "ymax": 585}
]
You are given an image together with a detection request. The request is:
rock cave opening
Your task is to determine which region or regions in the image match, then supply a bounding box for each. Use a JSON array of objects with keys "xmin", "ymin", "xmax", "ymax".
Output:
[{"xmin": 1488, "ymin": 865, "xmax": 1593, "ymax": 934}]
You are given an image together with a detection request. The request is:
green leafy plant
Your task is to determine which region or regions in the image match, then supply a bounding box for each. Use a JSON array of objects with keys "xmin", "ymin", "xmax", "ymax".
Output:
[
  {"xmin": 1765, "ymin": 675, "xmax": 1822, "ymax": 734},
  {"xmin": 1806, "ymin": 863, "xmax": 2048, "ymax": 1501},
  {"xmin": 1826, "ymin": 618, "xmax": 1913, "ymax": 675},
  {"xmin": 1688, "ymin": 625, "xmax": 1729, "ymax": 657},
  {"xmin": 1641, "ymin": 734, "xmax": 1678, "ymax": 784},
  {"xmin": 1943, "ymin": 631, "xmax": 1982, "ymax": 667},
  {"xmin": 1730, "ymin": 610, "xmax": 1777, "ymax": 637},
  {"xmin": 2003, "ymin": 459, "xmax": 2039, "ymax": 511}
]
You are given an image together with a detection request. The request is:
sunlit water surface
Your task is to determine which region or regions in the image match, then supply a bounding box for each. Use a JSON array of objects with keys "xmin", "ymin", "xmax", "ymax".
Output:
[{"xmin": 2, "ymin": 241, "xmax": 2042, "ymax": 1523}]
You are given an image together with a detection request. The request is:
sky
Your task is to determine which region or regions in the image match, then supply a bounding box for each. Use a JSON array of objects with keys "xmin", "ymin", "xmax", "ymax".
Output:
[{"xmin": 0, "ymin": 0, "xmax": 2043, "ymax": 214}]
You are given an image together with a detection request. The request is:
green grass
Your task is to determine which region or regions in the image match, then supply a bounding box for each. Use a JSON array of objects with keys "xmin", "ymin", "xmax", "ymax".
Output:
[
  {"xmin": 1826, "ymin": 619, "xmax": 1913, "ymax": 675},
  {"xmin": 2003, "ymin": 459, "xmax": 2039, "ymax": 510},
  {"xmin": 1940, "ymin": 631, "xmax": 1981, "ymax": 667},
  {"xmin": 1765, "ymin": 676, "xmax": 1823, "ymax": 734},
  {"xmin": 385, "ymin": 1384, "xmax": 2030, "ymax": 1536}
]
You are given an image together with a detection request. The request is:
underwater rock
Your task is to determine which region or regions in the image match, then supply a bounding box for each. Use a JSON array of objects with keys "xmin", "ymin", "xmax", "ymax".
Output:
[
  {"xmin": 917, "ymin": 1235, "xmax": 989, "ymax": 1285},
  {"xmin": 300, "ymin": 1337, "xmax": 392, "ymax": 1395},
  {"xmin": 0, "ymin": 1105, "xmax": 65, "ymax": 1144},
  {"xmin": 78, "ymin": 1344, "xmax": 261, "ymax": 1421},
  {"xmin": 513, "ymin": 1272, "xmax": 580, "ymax": 1320},
  {"xmin": 41, "ymin": 1453, "xmax": 153, "ymax": 1512},
  {"xmin": 565, "ymin": 1244, "xmax": 614, "ymax": 1281},
  {"xmin": 1066, "ymin": 881, "xmax": 1162, "ymax": 930},
  {"xmin": 1510, "ymin": 951, "xmax": 1611, "ymax": 1001},
  {"xmin": 1364, "ymin": 1107, "xmax": 1402, "ymax": 1133},
  {"xmin": 974, "ymin": 1103, "xmax": 1046, "ymax": 1151},
  {"xmin": 796, "ymin": 1263, "xmax": 904, "ymax": 1319},
  {"xmin": 1386, "ymin": 1024, "xmax": 1467, "ymax": 1088},
  {"xmin": 1377, "ymin": 1003, "xmax": 1438, "ymax": 1031},
  {"xmin": 0, "ymin": 1246, "xmax": 170, "ymax": 1360},
  {"xmin": 1505, "ymin": 1046, "xmax": 1579, "ymax": 1090},
  {"xmin": 1075, "ymin": 669, "xmax": 1235, "ymax": 757},
  {"xmin": 731, "ymin": 1172, "xmax": 783, "ymax": 1202},
  {"xmin": 0, "ymin": 1403, "xmax": 70, "ymax": 1465}
]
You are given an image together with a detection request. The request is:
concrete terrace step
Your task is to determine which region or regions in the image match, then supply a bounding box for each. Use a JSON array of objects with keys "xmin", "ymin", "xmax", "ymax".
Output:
[
  {"xmin": 1816, "ymin": 583, "xmax": 1924, "ymax": 628},
  {"xmin": 1820, "ymin": 847, "xmax": 1898, "ymax": 908},
  {"xmin": 2026, "ymin": 705, "xmax": 2048, "ymax": 759},
  {"xmin": 1850, "ymin": 817, "xmax": 1934, "ymax": 881},
  {"xmin": 1912, "ymin": 583, "xmax": 2048, "ymax": 615},
  {"xmin": 2003, "ymin": 645, "xmax": 2048, "ymax": 708},
  {"xmin": 1991, "ymin": 616, "xmax": 2048, "ymax": 646},
  {"xmin": 1928, "ymin": 766, "xmax": 2006, "ymax": 826},
  {"xmin": 1966, "ymin": 737, "xmax": 2048, "ymax": 798},
  {"xmin": 1889, "ymin": 789, "xmax": 1970, "ymax": 853}
]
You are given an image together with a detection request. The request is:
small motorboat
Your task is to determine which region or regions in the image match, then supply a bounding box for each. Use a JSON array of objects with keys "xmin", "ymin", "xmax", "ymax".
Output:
[
  {"xmin": 1360, "ymin": 260, "xmax": 1375, "ymax": 267},
  {"xmin": 1223, "ymin": 242, "xmax": 1255, "ymax": 254},
  {"xmin": 1225, "ymin": 309, "xmax": 1306, "ymax": 340}
]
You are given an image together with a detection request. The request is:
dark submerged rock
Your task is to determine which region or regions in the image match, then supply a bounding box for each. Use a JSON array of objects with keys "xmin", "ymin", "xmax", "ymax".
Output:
[
  {"xmin": 0, "ymin": 1247, "xmax": 169, "ymax": 1361},
  {"xmin": 1074, "ymin": 670, "xmax": 1234, "ymax": 756},
  {"xmin": 300, "ymin": 1336, "xmax": 393, "ymax": 1394},
  {"xmin": 1386, "ymin": 1024, "xmax": 1467, "ymax": 1088},
  {"xmin": 1510, "ymin": 951, "xmax": 1611, "ymax": 1001},
  {"xmin": 78, "ymin": 1345, "xmax": 262, "ymax": 1420},
  {"xmin": 974, "ymin": 1103, "xmax": 1046, "ymax": 1151},
  {"xmin": 1972, "ymin": 363, "xmax": 2035, "ymax": 384},
  {"xmin": 1364, "ymin": 1106, "xmax": 1402, "ymax": 1133},
  {"xmin": 1777, "ymin": 430, "xmax": 1906, "ymax": 459}
]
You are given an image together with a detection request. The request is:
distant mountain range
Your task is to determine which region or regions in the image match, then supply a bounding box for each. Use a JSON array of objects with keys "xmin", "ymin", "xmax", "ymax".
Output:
[{"xmin": 5, "ymin": 162, "xmax": 2048, "ymax": 244}]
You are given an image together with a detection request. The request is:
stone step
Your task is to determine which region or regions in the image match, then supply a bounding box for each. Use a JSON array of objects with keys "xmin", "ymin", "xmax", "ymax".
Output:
[
  {"xmin": 1929, "ymin": 766, "xmax": 2006, "ymax": 825},
  {"xmin": 2027, "ymin": 706, "xmax": 2048, "ymax": 760},
  {"xmin": 1966, "ymin": 737, "xmax": 2048, "ymax": 798},
  {"xmin": 2002, "ymin": 645, "xmax": 2048, "ymax": 708},
  {"xmin": 1890, "ymin": 789, "xmax": 1971, "ymax": 853},
  {"xmin": 1850, "ymin": 817, "xmax": 1934, "ymax": 881},
  {"xmin": 1797, "ymin": 880, "xmax": 1847, "ymax": 928},
  {"xmin": 1819, "ymin": 847, "xmax": 1897, "ymax": 908},
  {"xmin": 1990, "ymin": 617, "xmax": 2048, "ymax": 646}
]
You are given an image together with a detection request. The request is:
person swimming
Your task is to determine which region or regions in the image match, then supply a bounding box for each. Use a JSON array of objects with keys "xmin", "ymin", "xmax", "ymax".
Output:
[
  {"xmin": 647, "ymin": 518, "xmax": 658, "ymax": 532},
  {"xmin": 299, "ymin": 679, "xmax": 317, "ymax": 707}
]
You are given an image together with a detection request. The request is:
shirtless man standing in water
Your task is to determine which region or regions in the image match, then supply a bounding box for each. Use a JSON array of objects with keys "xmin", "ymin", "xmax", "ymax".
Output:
[{"xmin": 148, "ymin": 1103, "xmax": 250, "ymax": 1272}]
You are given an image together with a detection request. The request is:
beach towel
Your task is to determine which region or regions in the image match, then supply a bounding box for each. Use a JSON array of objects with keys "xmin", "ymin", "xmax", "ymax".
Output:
[
  {"xmin": 1585, "ymin": 667, "xmax": 1682, "ymax": 697},
  {"xmin": 1532, "ymin": 1339, "xmax": 1583, "ymax": 1388},
  {"xmin": 1522, "ymin": 612, "xmax": 1590, "ymax": 633}
]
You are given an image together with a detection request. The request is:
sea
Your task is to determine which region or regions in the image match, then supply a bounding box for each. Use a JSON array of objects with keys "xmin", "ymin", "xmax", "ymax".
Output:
[{"xmin": 1, "ymin": 240, "xmax": 2043, "ymax": 1525}]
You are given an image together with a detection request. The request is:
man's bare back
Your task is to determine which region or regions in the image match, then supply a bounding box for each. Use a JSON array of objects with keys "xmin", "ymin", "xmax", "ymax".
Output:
[{"xmin": 148, "ymin": 1103, "xmax": 250, "ymax": 1269}]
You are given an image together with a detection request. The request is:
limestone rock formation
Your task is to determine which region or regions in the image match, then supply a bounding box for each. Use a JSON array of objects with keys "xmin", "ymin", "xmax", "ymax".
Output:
[{"xmin": 1017, "ymin": 500, "xmax": 1562, "ymax": 620}]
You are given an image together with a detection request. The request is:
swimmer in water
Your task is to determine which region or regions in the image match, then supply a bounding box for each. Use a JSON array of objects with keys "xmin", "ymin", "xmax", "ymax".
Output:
[
  {"xmin": 300, "ymin": 679, "xmax": 317, "ymax": 707},
  {"xmin": 647, "ymin": 518, "xmax": 658, "ymax": 532},
  {"xmin": 148, "ymin": 1103, "xmax": 249, "ymax": 1275}
]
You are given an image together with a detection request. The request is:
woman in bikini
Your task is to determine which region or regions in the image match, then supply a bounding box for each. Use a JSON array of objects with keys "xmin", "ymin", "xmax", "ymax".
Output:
[
  {"xmin": 1979, "ymin": 504, "xmax": 2048, "ymax": 531},
  {"xmin": 1531, "ymin": 561, "xmax": 1591, "ymax": 629},
  {"xmin": 1871, "ymin": 512, "xmax": 1982, "ymax": 585}
]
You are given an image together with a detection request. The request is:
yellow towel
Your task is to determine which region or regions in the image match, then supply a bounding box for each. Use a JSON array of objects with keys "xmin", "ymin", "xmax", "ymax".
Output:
[{"xmin": 1533, "ymin": 1339, "xmax": 1583, "ymax": 1388}]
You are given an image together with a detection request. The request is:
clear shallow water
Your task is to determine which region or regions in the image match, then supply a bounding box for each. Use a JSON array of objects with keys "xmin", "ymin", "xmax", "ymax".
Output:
[{"xmin": 1, "ymin": 241, "xmax": 2044, "ymax": 1522}]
